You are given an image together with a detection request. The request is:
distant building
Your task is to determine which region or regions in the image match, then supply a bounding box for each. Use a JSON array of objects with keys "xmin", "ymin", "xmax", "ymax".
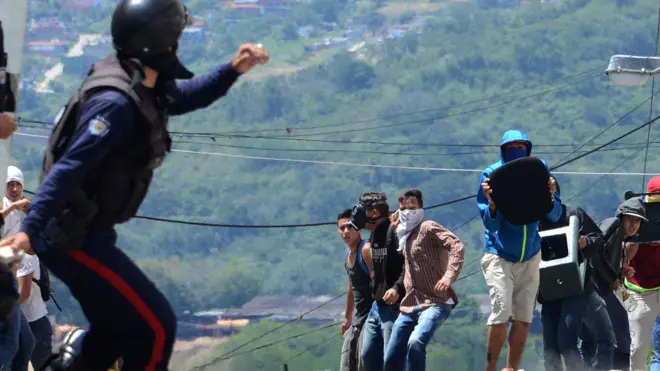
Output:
[
  {"xmin": 220, "ymin": 295, "xmax": 346, "ymax": 324},
  {"xmin": 476, "ymin": 0, "xmax": 521, "ymax": 9},
  {"xmin": 28, "ymin": 18, "xmax": 66, "ymax": 34},
  {"xmin": 177, "ymin": 293, "xmax": 544, "ymax": 339},
  {"xmin": 221, "ymin": 2, "xmax": 263, "ymax": 16},
  {"xmin": 181, "ymin": 27, "xmax": 205, "ymax": 43},
  {"xmin": 27, "ymin": 40, "xmax": 69, "ymax": 55},
  {"xmin": 177, "ymin": 311, "xmax": 249, "ymax": 340},
  {"xmin": 219, "ymin": 0, "xmax": 293, "ymax": 17},
  {"xmin": 61, "ymin": 0, "xmax": 103, "ymax": 9},
  {"xmin": 175, "ymin": 295, "xmax": 345, "ymax": 340}
]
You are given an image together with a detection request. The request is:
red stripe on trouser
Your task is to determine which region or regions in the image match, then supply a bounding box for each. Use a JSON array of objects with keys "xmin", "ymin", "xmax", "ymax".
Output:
[{"xmin": 70, "ymin": 251, "xmax": 166, "ymax": 371}]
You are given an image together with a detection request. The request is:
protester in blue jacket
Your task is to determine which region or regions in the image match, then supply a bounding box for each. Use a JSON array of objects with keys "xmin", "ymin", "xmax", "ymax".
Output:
[{"xmin": 477, "ymin": 129, "xmax": 561, "ymax": 371}]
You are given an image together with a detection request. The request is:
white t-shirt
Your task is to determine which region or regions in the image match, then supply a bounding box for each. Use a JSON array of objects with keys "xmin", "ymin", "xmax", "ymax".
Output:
[
  {"xmin": 16, "ymin": 253, "xmax": 48, "ymax": 322},
  {"xmin": 0, "ymin": 196, "xmax": 25, "ymax": 238}
]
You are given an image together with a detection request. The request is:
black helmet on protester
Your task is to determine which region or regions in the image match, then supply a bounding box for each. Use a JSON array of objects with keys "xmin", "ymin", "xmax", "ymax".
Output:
[{"xmin": 111, "ymin": 0, "xmax": 194, "ymax": 80}]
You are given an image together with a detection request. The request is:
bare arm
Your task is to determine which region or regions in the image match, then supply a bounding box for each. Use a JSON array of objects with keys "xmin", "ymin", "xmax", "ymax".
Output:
[
  {"xmin": 345, "ymin": 280, "xmax": 354, "ymax": 320},
  {"xmin": 362, "ymin": 241, "xmax": 375, "ymax": 278},
  {"xmin": 16, "ymin": 273, "xmax": 32, "ymax": 304},
  {"xmin": 625, "ymin": 242, "xmax": 639, "ymax": 262}
]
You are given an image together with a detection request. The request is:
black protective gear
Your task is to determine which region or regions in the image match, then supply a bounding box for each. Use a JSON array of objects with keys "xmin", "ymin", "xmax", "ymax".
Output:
[{"xmin": 110, "ymin": 0, "xmax": 193, "ymax": 80}]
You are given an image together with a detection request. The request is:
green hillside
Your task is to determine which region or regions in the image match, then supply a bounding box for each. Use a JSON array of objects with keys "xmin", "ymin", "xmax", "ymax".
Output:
[{"xmin": 10, "ymin": 0, "xmax": 660, "ymax": 369}]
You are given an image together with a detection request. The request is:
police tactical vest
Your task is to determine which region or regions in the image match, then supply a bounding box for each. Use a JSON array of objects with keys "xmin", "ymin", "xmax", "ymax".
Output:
[{"xmin": 42, "ymin": 53, "xmax": 171, "ymax": 231}]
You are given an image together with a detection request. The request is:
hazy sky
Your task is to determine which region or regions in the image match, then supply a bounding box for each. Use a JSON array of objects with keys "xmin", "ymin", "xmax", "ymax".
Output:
[{"xmin": 0, "ymin": 0, "xmax": 29, "ymax": 73}]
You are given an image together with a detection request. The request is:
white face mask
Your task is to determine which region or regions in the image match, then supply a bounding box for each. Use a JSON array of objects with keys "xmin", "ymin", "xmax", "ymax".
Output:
[{"xmin": 396, "ymin": 209, "xmax": 425, "ymax": 251}]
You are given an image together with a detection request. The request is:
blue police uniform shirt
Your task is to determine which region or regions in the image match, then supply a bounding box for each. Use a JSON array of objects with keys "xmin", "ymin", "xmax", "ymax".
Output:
[{"xmin": 21, "ymin": 62, "xmax": 241, "ymax": 249}]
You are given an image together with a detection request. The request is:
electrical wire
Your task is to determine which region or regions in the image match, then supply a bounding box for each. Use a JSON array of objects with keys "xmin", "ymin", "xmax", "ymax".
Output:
[
  {"xmin": 642, "ymin": 0, "xmax": 660, "ymax": 190},
  {"xmin": 20, "ymin": 122, "xmax": 660, "ymax": 152},
  {"xmin": 170, "ymin": 139, "xmax": 660, "ymax": 157},
  {"xmin": 567, "ymin": 122, "xmax": 660, "ymax": 211},
  {"xmin": 196, "ymin": 303, "xmax": 489, "ymax": 367},
  {"xmin": 550, "ymin": 114, "xmax": 660, "ymax": 170},
  {"xmin": 551, "ymin": 93, "xmax": 659, "ymax": 169},
  {"xmin": 207, "ymin": 292, "xmax": 346, "ymax": 362},
  {"xmin": 16, "ymin": 131, "xmax": 660, "ymax": 176},
  {"xmin": 283, "ymin": 333, "xmax": 343, "ymax": 365},
  {"xmin": 198, "ymin": 67, "xmax": 602, "ymax": 137},
  {"xmin": 170, "ymin": 73, "xmax": 600, "ymax": 140},
  {"xmin": 189, "ymin": 321, "xmax": 343, "ymax": 370},
  {"xmin": 17, "ymin": 113, "xmax": 660, "ymax": 229}
]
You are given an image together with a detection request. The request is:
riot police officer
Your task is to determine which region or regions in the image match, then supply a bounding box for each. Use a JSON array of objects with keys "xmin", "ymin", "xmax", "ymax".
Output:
[{"xmin": 0, "ymin": 0, "xmax": 269, "ymax": 369}]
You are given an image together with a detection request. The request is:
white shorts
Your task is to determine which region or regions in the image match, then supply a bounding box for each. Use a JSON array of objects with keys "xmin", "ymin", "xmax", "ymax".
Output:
[{"xmin": 481, "ymin": 252, "xmax": 540, "ymax": 325}]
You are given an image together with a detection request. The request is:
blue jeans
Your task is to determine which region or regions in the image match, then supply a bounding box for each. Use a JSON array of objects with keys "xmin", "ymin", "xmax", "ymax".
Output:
[
  {"xmin": 0, "ymin": 304, "xmax": 35, "ymax": 371},
  {"xmin": 29, "ymin": 315, "xmax": 54, "ymax": 371},
  {"xmin": 360, "ymin": 301, "xmax": 399, "ymax": 371},
  {"xmin": 542, "ymin": 291, "xmax": 614, "ymax": 371},
  {"xmin": 651, "ymin": 315, "xmax": 660, "ymax": 371},
  {"xmin": 580, "ymin": 292, "xmax": 630, "ymax": 370},
  {"xmin": 383, "ymin": 304, "xmax": 452, "ymax": 371}
]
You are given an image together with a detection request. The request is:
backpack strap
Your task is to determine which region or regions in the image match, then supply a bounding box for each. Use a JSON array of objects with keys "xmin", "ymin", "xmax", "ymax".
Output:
[{"xmin": 357, "ymin": 240, "xmax": 369, "ymax": 275}]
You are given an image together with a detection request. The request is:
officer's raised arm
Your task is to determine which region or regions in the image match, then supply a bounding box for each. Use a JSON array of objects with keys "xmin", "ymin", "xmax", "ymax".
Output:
[
  {"xmin": 20, "ymin": 92, "xmax": 134, "ymax": 248},
  {"xmin": 163, "ymin": 43, "xmax": 269, "ymax": 116}
]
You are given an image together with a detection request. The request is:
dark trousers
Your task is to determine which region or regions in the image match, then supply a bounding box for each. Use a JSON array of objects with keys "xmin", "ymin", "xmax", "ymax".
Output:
[
  {"xmin": 340, "ymin": 318, "xmax": 366, "ymax": 371},
  {"xmin": 0, "ymin": 282, "xmax": 35, "ymax": 371},
  {"xmin": 29, "ymin": 315, "xmax": 53, "ymax": 371},
  {"xmin": 0, "ymin": 307, "xmax": 35, "ymax": 371},
  {"xmin": 542, "ymin": 291, "xmax": 614, "ymax": 371},
  {"xmin": 35, "ymin": 229, "xmax": 176, "ymax": 370},
  {"xmin": 580, "ymin": 292, "xmax": 631, "ymax": 371}
]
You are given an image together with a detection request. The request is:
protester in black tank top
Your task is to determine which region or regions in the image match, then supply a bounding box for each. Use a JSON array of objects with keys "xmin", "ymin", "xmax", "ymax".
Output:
[{"xmin": 338, "ymin": 209, "xmax": 374, "ymax": 371}]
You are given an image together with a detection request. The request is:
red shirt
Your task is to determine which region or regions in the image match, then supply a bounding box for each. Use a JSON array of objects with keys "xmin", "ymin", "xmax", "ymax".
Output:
[{"xmin": 628, "ymin": 242, "xmax": 660, "ymax": 290}]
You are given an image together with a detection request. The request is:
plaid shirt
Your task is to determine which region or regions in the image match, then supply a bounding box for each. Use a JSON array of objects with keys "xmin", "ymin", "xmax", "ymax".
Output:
[{"xmin": 399, "ymin": 220, "xmax": 465, "ymax": 313}]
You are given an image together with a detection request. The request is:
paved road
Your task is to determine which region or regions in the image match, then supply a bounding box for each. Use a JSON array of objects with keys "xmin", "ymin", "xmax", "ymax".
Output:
[{"xmin": 0, "ymin": 0, "xmax": 29, "ymax": 73}]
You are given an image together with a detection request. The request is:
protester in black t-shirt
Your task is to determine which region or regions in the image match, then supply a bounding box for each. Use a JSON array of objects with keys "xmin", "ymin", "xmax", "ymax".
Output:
[
  {"xmin": 338, "ymin": 209, "xmax": 373, "ymax": 371},
  {"xmin": 356, "ymin": 192, "xmax": 404, "ymax": 371},
  {"xmin": 538, "ymin": 194, "xmax": 616, "ymax": 371}
]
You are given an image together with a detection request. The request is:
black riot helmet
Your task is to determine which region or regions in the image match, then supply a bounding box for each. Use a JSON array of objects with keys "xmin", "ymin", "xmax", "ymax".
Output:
[{"xmin": 111, "ymin": 0, "xmax": 194, "ymax": 80}]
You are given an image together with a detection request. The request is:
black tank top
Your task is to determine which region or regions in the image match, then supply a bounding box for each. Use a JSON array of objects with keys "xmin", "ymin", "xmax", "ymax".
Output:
[{"xmin": 345, "ymin": 241, "xmax": 373, "ymax": 326}]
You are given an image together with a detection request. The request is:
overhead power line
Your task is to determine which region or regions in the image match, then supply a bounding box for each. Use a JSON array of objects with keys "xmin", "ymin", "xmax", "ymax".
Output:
[
  {"xmin": 551, "ymin": 92, "xmax": 660, "ymax": 168},
  {"xmin": 17, "ymin": 112, "xmax": 660, "ymax": 229},
  {"xmin": 20, "ymin": 121, "xmax": 660, "ymax": 150},
  {"xmin": 16, "ymin": 130, "xmax": 660, "ymax": 176},
  {"xmin": 642, "ymin": 0, "xmax": 660, "ymax": 190},
  {"xmin": 169, "ymin": 72, "xmax": 600, "ymax": 140},
  {"xmin": 204, "ymin": 67, "xmax": 602, "ymax": 137},
  {"xmin": 169, "ymin": 139, "xmax": 660, "ymax": 157}
]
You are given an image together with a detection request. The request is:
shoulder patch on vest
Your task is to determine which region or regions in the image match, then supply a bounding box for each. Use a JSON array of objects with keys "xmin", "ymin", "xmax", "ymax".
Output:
[{"xmin": 88, "ymin": 116, "xmax": 110, "ymax": 137}]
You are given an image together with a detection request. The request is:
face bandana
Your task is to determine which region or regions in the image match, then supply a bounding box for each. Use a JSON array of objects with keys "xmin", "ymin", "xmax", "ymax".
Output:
[
  {"xmin": 502, "ymin": 147, "xmax": 528, "ymax": 163},
  {"xmin": 396, "ymin": 209, "xmax": 425, "ymax": 252}
]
